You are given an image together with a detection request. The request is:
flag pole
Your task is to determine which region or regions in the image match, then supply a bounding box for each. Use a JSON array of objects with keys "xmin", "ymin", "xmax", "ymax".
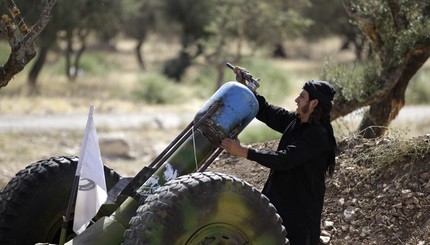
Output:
[
  {"xmin": 59, "ymin": 106, "xmax": 94, "ymax": 245},
  {"xmin": 59, "ymin": 175, "xmax": 80, "ymax": 245}
]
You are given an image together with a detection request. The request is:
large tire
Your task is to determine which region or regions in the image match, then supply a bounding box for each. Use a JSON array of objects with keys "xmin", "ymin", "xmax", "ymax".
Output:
[
  {"xmin": 124, "ymin": 172, "xmax": 287, "ymax": 245},
  {"xmin": 0, "ymin": 156, "xmax": 120, "ymax": 245}
]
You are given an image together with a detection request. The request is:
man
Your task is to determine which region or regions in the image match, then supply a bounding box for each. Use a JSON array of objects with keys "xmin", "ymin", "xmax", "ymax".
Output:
[{"xmin": 220, "ymin": 67, "xmax": 337, "ymax": 245}]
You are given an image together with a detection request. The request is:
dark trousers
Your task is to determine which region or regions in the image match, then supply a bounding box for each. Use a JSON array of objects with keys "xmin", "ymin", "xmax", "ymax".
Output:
[{"xmin": 285, "ymin": 222, "xmax": 320, "ymax": 245}]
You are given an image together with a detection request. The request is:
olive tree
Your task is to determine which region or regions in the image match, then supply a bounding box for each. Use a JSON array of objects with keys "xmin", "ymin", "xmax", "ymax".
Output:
[
  {"xmin": 62, "ymin": 0, "xmax": 123, "ymax": 81},
  {"xmin": 160, "ymin": 0, "xmax": 214, "ymax": 81},
  {"xmin": 7, "ymin": 0, "xmax": 123, "ymax": 87},
  {"xmin": 200, "ymin": 0, "xmax": 311, "ymax": 89},
  {"xmin": 122, "ymin": 0, "xmax": 159, "ymax": 70},
  {"xmin": 302, "ymin": 0, "xmax": 369, "ymax": 60},
  {"xmin": 0, "ymin": 0, "xmax": 56, "ymax": 89},
  {"xmin": 326, "ymin": 0, "xmax": 430, "ymax": 138}
]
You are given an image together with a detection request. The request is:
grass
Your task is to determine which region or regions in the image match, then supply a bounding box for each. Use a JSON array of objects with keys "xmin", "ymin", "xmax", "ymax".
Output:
[
  {"xmin": 337, "ymin": 132, "xmax": 430, "ymax": 189},
  {"xmin": 406, "ymin": 66, "xmax": 430, "ymax": 104},
  {"xmin": 239, "ymin": 123, "xmax": 282, "ymax": 144},
  {"xmin": 132, "ymin": 73, "xmax": 189, "ymax": 104},
  {"xmin": 227, "ymin": 58, "xmax": 293, "ymax": 105}
]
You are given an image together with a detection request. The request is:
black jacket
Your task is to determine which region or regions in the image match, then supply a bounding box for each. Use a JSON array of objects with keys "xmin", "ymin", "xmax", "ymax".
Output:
[{"xmin": 247, "ymin": 94, "xmax": 333, "ymax": 243}]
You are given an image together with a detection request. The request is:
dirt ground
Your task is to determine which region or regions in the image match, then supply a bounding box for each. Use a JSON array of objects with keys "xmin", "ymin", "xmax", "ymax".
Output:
[{"xmin": 208, "ymin": 135, "xmax": 430, "ymax": 245}]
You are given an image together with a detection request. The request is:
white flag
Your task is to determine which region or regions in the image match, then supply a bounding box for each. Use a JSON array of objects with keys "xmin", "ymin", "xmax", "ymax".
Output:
[{"xmin": 73, "ymin": 105, "xmax": 107, "ymax": 235}]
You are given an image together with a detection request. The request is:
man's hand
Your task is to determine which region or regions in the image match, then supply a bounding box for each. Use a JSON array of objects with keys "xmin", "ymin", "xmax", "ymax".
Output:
[
  {"xmin": 220, "ymin": 138, "xmax": 248, "ymax": 158},
  {"xmin": 233, "ymin": 66, "xmax": 248, "ymax": 86}
]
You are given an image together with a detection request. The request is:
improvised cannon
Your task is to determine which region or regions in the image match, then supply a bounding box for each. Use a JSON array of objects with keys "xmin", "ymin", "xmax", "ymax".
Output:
[{"xmin": 0, "ymin": 63, "xmax": 287, "ymax": 245}]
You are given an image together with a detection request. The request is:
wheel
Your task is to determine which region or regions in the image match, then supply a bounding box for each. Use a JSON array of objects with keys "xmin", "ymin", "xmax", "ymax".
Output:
[
  {"xmin": 0, "ymin": 156, "xmax": 120, "ymax": 245},
  {"xmin": 124, "ymin": 172, "xmax": 287, "ymax": 245}
]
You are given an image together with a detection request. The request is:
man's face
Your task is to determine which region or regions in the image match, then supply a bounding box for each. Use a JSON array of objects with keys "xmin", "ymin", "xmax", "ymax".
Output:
[{"xmin": 295, "ymin": 89, "xmax": 312, "ymax": 121}]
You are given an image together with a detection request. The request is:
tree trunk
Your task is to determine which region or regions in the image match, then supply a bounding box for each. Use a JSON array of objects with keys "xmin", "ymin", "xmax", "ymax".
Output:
[
  {"xmin": 135, "ymin": 38, "xmax": 145, "ymax": 70},
  {"xmin": 358, "ymin": 50, "xmax": 430, "ymax": 138},
  {"xmin": 215, "ymin": 64, "xmax": 225, "ymax": 90},
  {"xmin": 27, "ymin": 46, "xmax": 48, "ymax": 90},
  {"xmin": 65, "ymin": 30, "xmax": 73, "ymax": 80},
  {"xmin": 358, "ymin": 83, "xmax": 407, "ymax": 138},
  {"xmin": 70, "ymin": 42, "xmax": 85, "ymax": 81},
  {"xmin": 272, "ymin": 43, "xmax": 288, "ymax": 58},
  {"xmin": 69, "ymin": 29, "xmax": 88, "ymax": 81},
  {"xmin": 162, "ymin": 51, "xmax": 191, "ymax": 82}
]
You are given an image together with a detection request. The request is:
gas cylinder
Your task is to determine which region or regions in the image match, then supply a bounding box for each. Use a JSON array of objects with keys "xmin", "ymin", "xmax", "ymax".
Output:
[{"xmin": 195, "ymin": 81, "xmax": 259, "ymax": 144}]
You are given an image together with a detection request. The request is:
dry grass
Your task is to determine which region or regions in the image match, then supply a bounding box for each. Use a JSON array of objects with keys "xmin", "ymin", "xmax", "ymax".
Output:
[{"xmin": 0, "ymin": 128, "xmax": 183, "ymax": 188}]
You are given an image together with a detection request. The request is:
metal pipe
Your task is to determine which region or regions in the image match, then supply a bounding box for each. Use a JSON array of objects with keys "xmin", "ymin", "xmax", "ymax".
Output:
[
  {"xmin": 198, "ymin": 148, "xmax": 223, "ymax": 172},
  {"xmin": 116, "ymin": 102, "xmax": 222, "ymax": 203}
]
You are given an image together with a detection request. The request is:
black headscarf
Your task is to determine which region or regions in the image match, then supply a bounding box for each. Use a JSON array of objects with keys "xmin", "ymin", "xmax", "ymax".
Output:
[
  {"xmin": 303, "ymin": 80, "xmax": 336, "ymax": 112},
  {"xmin": 303, "ymin": 80, "xmax": 337, "ymax": 176}
]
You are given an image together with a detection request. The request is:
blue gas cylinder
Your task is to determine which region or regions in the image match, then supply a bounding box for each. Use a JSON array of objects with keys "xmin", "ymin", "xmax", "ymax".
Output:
[{"xmin": 194, "ymin": 81, "xmax": 259, "ymax": 144}]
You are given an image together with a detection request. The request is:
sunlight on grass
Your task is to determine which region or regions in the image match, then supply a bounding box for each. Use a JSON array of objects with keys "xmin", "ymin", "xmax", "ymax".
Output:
[
  {"xmin": 227, "ymin": 58, "xmax": 293, "ymax": 105},
  {"xmin": 133, "ymin": 73, "xmax": 190, "ymax": 104},
  {"xmin": 183, "ymin": 57, "xmax": 293, "ymax": 104},
  {"xmin": 406, "ymin": 67, "xmax": 430, "ymax": 104},
  {"xmin": 239, "ymin": 123, "xmax": 282, "ymax": 144}
]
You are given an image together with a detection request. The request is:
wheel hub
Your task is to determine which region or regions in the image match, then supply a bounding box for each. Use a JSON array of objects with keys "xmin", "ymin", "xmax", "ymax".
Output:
[{"xmin": 186, "ymin": 223, "xmax": 249, "ymax": 245}]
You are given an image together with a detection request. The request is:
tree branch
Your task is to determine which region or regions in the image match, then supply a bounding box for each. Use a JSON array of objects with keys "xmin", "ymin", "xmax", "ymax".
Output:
[
  {"xmin": 342, "ymin": 0, "xmax": 380, "ymax": 49},
  {"xmin": 387, "ymin": 0, "xmax": 408, "ymax": 31},
  {"xmin": 0, "ymin": 0, "xmax": 57, "ymax": 89}
]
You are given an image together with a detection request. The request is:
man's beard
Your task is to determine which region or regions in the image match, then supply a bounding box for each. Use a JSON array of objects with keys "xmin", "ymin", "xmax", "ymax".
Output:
[{"xmin": 297, "ymin": 102, "xmax": 310, "ymax": 119}]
